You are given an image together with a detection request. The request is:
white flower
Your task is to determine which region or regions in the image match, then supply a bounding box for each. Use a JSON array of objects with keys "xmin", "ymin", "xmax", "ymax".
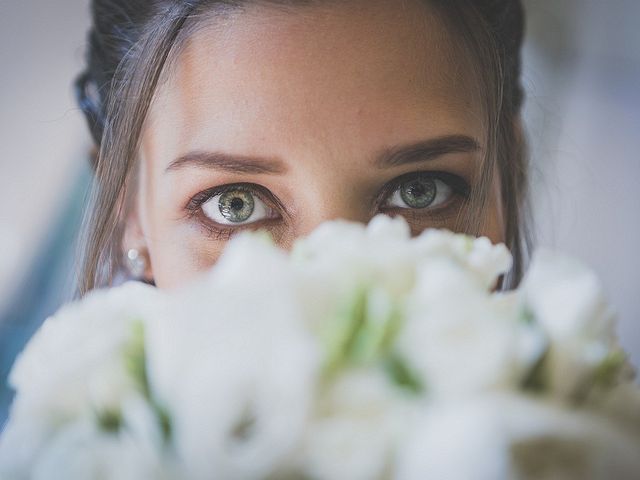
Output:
[
  {"xmin": 144, "ymin": 232, "xmax": 319, "ymax": 479},
  {"xmin": 522, "ymin": 250, "xmax": 614, "ymax": 342},
  {"xmin": 292, "ymin": 215, "xmax": 512, "ymax": 335},
  {"xmin": 398, "ymin": 393, "xmax": 640, "ymax": 480},
  {"xmin": 396, "ymin": 258, "xmax": 546, "ymax": 398},
  {"xmin": 2, "ymin": 217, "xmax": 638, "ymax": 480},
  {"xmin": 396, "ymin": 397, "xmax": 514, "ymax": 480},
  {"xmin": 298, "ymin": 369, "xmax": 415, "ymax": 480},
  {"xmin": 0, "ymin": 281, "xmax": 162, "ymax": 479},
  {"xmin": 292, "ymin": 215, "xmax": 418, "ymax": 332},
  {"xmin": 28, "ymin": 395, "xmax": 172, "ymax": 480},
  {"xmin": 412, "ymin": 228, "xmax": 512, "ymax": 290},
  {"xmin": 521, "ymin": 250, "xmax": 622, "ymax": 399}
]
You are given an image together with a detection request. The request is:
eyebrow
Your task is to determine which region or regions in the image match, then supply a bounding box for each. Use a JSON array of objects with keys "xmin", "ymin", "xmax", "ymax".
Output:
[
  {"xmin": 375, "ymin": 134, "xmax": 480, "ymax": 168},
  {"xmin": 165, "ymin": 134, "xmax": 480, "ymax": 175},
  {"xmin": 166, "ymin": 151, "xmax": 288, "ymax": 175}
]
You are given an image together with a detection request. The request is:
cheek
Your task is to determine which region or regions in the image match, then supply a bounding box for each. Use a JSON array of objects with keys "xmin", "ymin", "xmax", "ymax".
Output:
[{"xmin": 146, "ymin": 231, "xmax": 222, "ymax": 290}]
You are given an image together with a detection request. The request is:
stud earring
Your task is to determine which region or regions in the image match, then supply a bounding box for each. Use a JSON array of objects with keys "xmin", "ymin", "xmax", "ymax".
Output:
[{"xmin": 125, "ymin": 248, "xmax": 147, "ymax": 279}]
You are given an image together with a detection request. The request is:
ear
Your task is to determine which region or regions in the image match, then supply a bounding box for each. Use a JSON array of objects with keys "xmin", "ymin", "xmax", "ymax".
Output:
[{"xmin": 121, "ymin": 199, "xmax": 154, "ymax": 282}]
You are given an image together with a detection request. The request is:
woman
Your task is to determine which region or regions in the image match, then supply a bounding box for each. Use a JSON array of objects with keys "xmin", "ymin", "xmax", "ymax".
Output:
[{"xmin": 75, "ymin": 0, "xmax": 529, "ymax": 294}]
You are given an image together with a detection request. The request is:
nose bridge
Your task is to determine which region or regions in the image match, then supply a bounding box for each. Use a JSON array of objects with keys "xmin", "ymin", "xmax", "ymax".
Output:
[
  {"xmin": 293, "ymin": 175, "xmax": 372, "ymax": 237},
  {"xmin": 282, "ymin": 124, "xmax": 376, "ymax": 238},
  {"xmin": 298, "ymin": 200, "xmax": 365, "ymax": 236}
]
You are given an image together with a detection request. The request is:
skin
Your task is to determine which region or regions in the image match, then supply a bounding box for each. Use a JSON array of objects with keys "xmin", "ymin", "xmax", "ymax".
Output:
[{"xmin": 126, "ymin": 0, "xmax": 505, "ymax": 288}]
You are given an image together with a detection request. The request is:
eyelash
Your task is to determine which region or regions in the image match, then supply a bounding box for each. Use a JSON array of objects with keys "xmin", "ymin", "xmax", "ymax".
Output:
[{"xmin": 184, "ymin": 171, "xmax": 471, "ymax": 239}]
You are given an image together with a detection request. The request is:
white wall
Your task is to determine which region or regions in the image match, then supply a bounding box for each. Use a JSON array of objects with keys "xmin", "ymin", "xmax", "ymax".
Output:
[{"xmin": 0, "ymin": 0, "xmax": 91, "ymax": 311}]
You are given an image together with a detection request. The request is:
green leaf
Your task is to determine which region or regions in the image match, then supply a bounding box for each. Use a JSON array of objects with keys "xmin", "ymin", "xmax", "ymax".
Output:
[
  {"xmin": 123, "ymin": 320, "xmax": 150, "ymax": 398},
  {"xmin": 383, "ymin": 353, "xmax": 424, "ymax": 395},
  {"xmin": 321, "ymin": 287, "xmax": 368, "ymax": 377},
  {"xmin": 521, "ymin": 347, "xmax": 549, "ymax": 393},
  {"xmin": 349, "ymin": 287, "xmax": 400, "ymax": 364},
  {"xmin": 156, "ymin": 403, "xmax": 172, "ymax": 441},
  {"xmin": 520, "ymin": 305, "xmax": 536, "ymax": 325},
  {"xmin": 97, "ymin": 408, "xmax": 122, "ymax": 433},
  {"xmin": 122, "ymin": 319, "xmax": 173, "ymax": 442},
  {"xmin": 593, "ymin": 349, "xmax": 628, "ymax": 389}
]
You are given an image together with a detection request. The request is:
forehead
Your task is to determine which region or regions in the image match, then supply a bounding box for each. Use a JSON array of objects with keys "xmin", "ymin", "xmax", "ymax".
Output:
[{"xmin": 145, "ymin": 0, "xmax": 483, "ymax": 163}]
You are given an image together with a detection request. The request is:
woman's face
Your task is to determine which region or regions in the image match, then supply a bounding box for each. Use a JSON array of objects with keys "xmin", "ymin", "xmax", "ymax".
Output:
[{"xmin": 129, "ymin": 0, "xmax": 505, "ymax": 288}]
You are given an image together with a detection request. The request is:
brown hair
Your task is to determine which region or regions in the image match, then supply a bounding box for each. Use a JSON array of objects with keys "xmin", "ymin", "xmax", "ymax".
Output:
[{"xmin": 74, "ymin": 0, "xmax": 531, "ymax": 295}]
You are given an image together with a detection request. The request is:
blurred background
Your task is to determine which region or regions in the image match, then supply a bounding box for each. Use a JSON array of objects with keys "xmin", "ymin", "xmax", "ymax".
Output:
[{"xmin": 0, "ymin": 0, "xmax": 638, "ymax": 421}]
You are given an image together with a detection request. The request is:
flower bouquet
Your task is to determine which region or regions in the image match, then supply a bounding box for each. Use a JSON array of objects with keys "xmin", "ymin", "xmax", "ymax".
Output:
[{"xmin": 1, "ymin": 215, "xmax": 639, "ymax": 479}]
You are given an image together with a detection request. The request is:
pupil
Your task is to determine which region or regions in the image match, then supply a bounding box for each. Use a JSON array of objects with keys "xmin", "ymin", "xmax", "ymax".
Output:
[
  {"xmin": 410, "ymin": 183, "xmax": 426, "ymax": 197},
  {"xmin": 230, "ymin": 197, "xmax": 244, "ymax": 211}
]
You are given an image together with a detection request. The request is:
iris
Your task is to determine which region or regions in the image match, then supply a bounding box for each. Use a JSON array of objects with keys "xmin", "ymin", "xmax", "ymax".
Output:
[
  {"xmin": 400, "ymin": 178, "xmax": 437, "ymax": 209},
  {"xmin": 218, "ymin": 190, "xmax": 255, "ymax": 223}
]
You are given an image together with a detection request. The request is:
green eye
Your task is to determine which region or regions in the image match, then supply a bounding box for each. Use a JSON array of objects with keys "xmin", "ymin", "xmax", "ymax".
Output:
[
  {"xmin": 400, "ymin": 177, "xmax": 437, "ymax": 208},
  {"xmin": 218, "ymin": 190, "xmax": 255, "ymax": 223},
  {"xmin": 385, "ymin": 175, "xmax": 453, "ymax": 210},
  {"xmin": 201, "ymin": 188, "xmax": 273, "ymax": 225}
]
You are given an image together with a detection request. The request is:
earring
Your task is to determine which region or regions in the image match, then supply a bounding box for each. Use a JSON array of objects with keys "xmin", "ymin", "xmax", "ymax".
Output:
[{"xmin": 125, "ymin": 248, "xmax": 147, "ymax": 279}]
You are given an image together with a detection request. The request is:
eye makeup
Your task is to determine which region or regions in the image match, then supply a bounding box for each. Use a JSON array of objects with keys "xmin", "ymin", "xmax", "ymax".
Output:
[
  {"xmin": 182, "ymin": 170, "xmax": 472, "ymax": 240},
  {"xmin": 184, "ymin": 183, "xmax": 285, "ymax": 240}
]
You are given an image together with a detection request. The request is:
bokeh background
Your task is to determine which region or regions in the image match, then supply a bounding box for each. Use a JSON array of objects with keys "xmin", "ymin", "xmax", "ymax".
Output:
[{"xmin": 0, "ymin": 0, "xmax": 639, "ymax": 421}]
